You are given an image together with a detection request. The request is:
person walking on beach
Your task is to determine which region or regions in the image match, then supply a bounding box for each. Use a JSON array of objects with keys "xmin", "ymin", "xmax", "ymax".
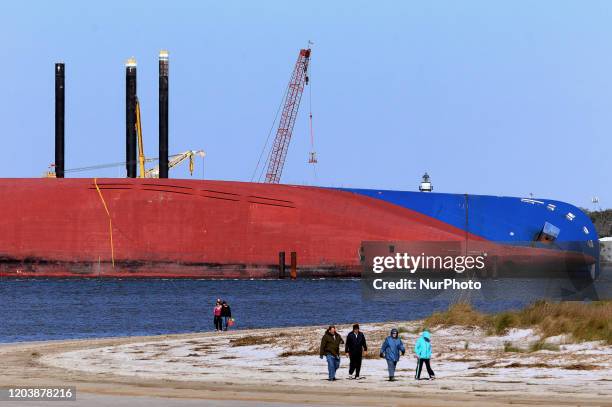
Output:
[
  {"xmin": 221, "ymin": 301, "xmax": 232, "ymax": 331},
  {"xmin": 414, "ymin": 330, "xmax": 435, "ymax": 380},
  {"xmin": 213, "ymin": 300, "xmax": 223, "ymax": 332},
  {"xmin": 345, "ymin": 323, "xmax": 367, "ymax": 379},
  {"xmin": 380, "ymin": 328, "xmax": 405, "ymax": 381},
  {"xmin": 319, "ymin": 325, "xmax": 344, "ymax": 381}
]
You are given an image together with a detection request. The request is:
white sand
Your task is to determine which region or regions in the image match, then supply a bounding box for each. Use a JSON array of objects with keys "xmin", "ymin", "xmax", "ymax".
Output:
[{"xmin": 40, "ymin": 322, "xmax": 612, "ymax": 398}]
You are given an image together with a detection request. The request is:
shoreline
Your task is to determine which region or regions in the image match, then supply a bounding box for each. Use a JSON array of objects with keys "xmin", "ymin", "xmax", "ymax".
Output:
[{"xmin": 1, "ymin": 321, "xmax": 610, "ymax": 406}]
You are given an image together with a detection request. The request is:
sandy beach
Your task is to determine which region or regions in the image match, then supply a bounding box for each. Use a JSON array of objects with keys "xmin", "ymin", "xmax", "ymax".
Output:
[{"xmin": 0, "ymin": 321, "xmax": 610, "ymax": 407}]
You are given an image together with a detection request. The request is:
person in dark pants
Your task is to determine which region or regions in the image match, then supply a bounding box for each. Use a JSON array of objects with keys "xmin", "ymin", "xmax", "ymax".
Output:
[
  {"xmin": 380, "ymin": 328, "xmax": 405, "ymax": 381},
  {"xmin": 345, "ymin": 323, "xmax": 367, "ymax": 379},
  {"xmin": 319, "ymin": 325, "xmax": 344, "ymax": 381},
  {"xmin": 221, "ymin": 301, "xmax": 232, "ymax": 331},
  {"xmin": 213, "ymin": 299, "xmax": 223, "ymax": 331},
  {"xmin": 414, "ymin": 330, "xmax": 435, "ymax": 380}
]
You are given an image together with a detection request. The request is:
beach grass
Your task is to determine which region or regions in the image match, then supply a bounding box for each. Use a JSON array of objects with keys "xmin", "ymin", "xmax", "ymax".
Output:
[{"xmin": 423, "ymin": 300, "xmax": 612, "ymax": 344}]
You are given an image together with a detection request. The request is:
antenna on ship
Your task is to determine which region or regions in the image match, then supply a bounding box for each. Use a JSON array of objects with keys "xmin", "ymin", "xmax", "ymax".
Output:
[{"xmin": 419, "ymin": 172, "xmax": 433, "ymax": 192}]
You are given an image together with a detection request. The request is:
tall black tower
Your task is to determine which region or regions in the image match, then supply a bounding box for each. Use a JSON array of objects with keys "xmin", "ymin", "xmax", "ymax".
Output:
[
  {"xmin": 54, "ymin": 63, "xmax": 65, "ymax": 178},
  {"xmin": 125, "ymin": 58, "xmax": 137, "ymax": 178},
  {"xmin": 159, "ymin": 50, "xmax": 169, "ymax": 178}
]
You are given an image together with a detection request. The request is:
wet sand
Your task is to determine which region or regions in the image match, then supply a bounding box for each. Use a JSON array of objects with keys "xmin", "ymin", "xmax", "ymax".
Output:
[{"xmin": 0, "ymin": 322, "xmax": 610, "ymax": 406}]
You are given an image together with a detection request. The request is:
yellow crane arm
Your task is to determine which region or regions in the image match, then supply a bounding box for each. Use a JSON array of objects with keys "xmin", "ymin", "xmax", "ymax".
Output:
[
  {"xmin": 135, "ymin": 98, "xmax": 146, "ymax": 178},
  {"xmin": 135, "ymin": 97, "xmax": 204, "ymax": 179},
  {"xmin": 145, "ymin": 150, "xmax": 206, "ymax": 178}
]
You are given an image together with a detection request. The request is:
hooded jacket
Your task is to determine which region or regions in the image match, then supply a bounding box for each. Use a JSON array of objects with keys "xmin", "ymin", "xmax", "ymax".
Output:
[
  {"xmin": 380, "ymin": 329, "xmax": 405, "ymax": 362},
  {"xmin": 414, "ymin": 331, "xmax": 432, "ymax": 359},
  {"xmin": 320, "ymin": 330, "xmax": 344, "ymax": 357}
]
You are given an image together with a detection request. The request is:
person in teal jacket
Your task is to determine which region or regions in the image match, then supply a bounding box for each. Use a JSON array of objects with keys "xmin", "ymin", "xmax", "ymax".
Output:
[
  {"xmin": 379, "ymin": 328, "xmax": 405, "ymax": 381},
  {"xmin": 414, "ymin": 330, "xmax": 435, "ymax": 380}
]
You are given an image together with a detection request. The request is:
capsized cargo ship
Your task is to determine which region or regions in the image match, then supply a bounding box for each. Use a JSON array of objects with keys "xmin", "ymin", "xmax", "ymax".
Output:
[
  {"xmin": 0, "ymin": 52, "xmax": 600, "ymax": 279},
  {"xmin": 0, "ymin": 178, "xmax": 600, "ymax": 279}
]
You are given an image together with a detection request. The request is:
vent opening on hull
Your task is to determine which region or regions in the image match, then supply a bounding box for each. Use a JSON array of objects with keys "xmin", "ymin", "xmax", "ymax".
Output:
[{"xmin": 535, "ymin": 221, "xmax": 560, "ymax": 244}]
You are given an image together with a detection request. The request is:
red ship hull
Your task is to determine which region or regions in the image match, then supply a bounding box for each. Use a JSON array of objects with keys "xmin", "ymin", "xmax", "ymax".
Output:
[
  {"xmin": 0, "ymin": 178, "xmax": 595, "ymax": 279},
  {"xmin": 0, "ymin": 178, "xmax": 479, "ymax": 278}
]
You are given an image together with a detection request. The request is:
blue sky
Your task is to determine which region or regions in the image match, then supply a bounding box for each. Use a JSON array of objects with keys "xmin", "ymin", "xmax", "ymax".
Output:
[{"xmin": 1, "ymin": 1, "xmax": 610, "ymax": 208}]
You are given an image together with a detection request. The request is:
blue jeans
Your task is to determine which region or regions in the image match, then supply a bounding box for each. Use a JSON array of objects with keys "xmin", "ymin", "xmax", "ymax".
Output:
[
  {"xmin": 223, "ymin": 316, "xmax": 231, "ymax": 330},
  {"xmin": 325, "ymin": 354, "xmax": 340, "ymax": 380},
  {"xmin": 386, "ymin": 359, "xmax": 397, "ymax": 378}
]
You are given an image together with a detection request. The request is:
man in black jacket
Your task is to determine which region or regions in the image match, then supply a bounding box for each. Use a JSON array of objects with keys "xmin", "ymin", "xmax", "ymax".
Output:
[
  {"xmin": 220, "ymin": 301, "xmax": 232, "ymax": 331},
  {"xmin": 345, "ymin": 323, "xmax": 368, "ymax": 379}
]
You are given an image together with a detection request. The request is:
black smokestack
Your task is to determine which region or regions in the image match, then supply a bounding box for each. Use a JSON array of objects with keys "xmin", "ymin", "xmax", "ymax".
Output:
[
  {"xmin": 159, "ymin": 50, "xmax": 169, "ymax": 178},
  {"xmin": 125, "ymin": 58, "xmax": 137, "ymax": 178},
  {"xmin": 54, "ymin": 62, "xmax": 65, "ymax": 178}
]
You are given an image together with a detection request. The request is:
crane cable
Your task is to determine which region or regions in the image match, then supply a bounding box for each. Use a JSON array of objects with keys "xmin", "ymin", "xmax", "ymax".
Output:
[
  {"xmin": 308, "ymin": 63, "xmax": 318, "ymax": 183},
  {"xmin": 251, "ymin": 82, "xmax": 291, "ymax": 183},
  {"xmin": 61, "ymin": 153, "xmax": 189, "ymax": 175}
]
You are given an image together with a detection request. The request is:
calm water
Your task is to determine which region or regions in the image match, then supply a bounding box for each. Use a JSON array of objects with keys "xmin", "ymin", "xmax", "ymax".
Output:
[{"xmin": 0, "ymin": 279, "xmax": 528, "ymax": 343}]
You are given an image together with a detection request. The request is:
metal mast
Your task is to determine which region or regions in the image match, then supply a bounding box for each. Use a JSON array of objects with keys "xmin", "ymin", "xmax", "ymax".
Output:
[
  {"xmin": 264, "ymin": 47, "xmax": 311, "ymax": 184},
  {"xmin": 54, "ymin": 63, "xmax": 65, "ymax": 178},
  {"xmin": 159, "ymin": 50, "xmax": 169, "ymax": 179},
  {"xmin": 125, "ymin": 57, "xmax": 138, "ymax": 178}
]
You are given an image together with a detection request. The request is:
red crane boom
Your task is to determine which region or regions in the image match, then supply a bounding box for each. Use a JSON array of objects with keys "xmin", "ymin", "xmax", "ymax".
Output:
[{"xmin": 264, "ymin": 47, "xmax": 311, "ymax": 184}]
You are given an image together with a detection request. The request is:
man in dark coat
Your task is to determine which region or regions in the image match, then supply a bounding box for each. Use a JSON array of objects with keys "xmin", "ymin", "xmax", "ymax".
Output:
[
  {"xmin": 345, "ymin": 323, "xmax": 367, "ymax": 379},
  {"xmin": 220, "ymin": 301, "xmax": 232, "ymax": 331},
  {"xmin": 319, "ymin": 325, "xmax": 344, "ymax": 381}
]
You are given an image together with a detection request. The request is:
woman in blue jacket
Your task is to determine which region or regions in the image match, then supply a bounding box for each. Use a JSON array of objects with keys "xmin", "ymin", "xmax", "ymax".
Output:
[
  {"xmin": 379, "ymin": 328, "xmax": 405, "ymax": 381},
  {"xmin": 414, "ymin": 330, "xmax": 435, "ymax": 380}
]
